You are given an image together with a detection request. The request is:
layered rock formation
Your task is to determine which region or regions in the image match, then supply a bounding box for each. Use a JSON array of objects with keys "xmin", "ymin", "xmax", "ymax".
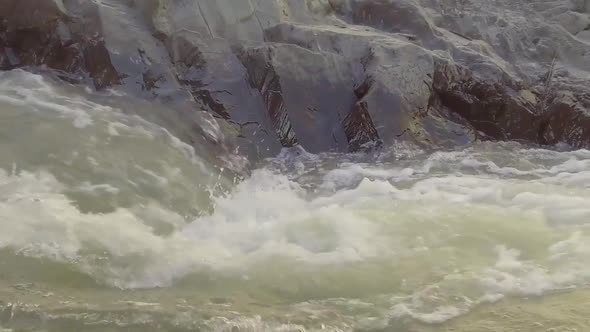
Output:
[{"xmin": 1, "ymin": 0, "xmax": 589, "ymax": 161}]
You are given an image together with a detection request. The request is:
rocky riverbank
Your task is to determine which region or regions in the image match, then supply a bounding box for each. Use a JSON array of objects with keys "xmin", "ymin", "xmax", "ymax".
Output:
[{"xmin": 2, "ymin": 0, "xmax": 589, "ymax": 162}]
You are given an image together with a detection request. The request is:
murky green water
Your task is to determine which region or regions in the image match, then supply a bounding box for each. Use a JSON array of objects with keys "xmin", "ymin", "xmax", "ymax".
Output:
[{"xmin": 1, "ymin": 70, "xmax": 590, "ymax": 331}]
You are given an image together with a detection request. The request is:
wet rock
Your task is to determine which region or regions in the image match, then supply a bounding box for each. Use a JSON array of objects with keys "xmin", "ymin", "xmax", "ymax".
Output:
[
  {"xmin": 167, "ymin": 33, "xmax": 283, "ymax": 158},
  {"xmin": 333, "ymin": 0, "xmax": 436, "ymax": 41},
  {"xmin": 538, "ymin": 94, "xmax": 590, "ymax": 148},
  {"xmin": 343, "ymin": 98, "xmax": 381, "ymax": 151},
  {"xmin": 263, "ymin": 22, "xmax": 471, "ymax": 147},
  {"xmin": 0, "ymin": 0, "xmax": 66, "ymax": 29},
  {"xmin": 239, "ymin": 43, "xmax": 360, "ymax": 153},
  {"xmin": 431, "ymin": 63, "xmax": 537, "ymax": 141},
  {"xmin": 431, "ymin": 61, "xmax": 590, "ymax": 148},
  {"xmin": 0, "ymin": 1, "xmax": 74, "ymax": 73},
  {"xmin": 1, "ymin": 0, "xmax": 590, "ymax": 161}
]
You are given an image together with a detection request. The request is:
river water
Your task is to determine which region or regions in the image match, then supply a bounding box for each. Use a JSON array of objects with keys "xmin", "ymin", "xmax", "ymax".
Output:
[{"xmin": 1, "ymin": 70, "xmax": 589, "ymax": 331}]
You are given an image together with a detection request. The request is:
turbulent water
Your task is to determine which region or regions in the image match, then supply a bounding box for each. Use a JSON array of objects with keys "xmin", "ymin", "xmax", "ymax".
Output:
[{"xmin": 1, "ymin": 70, "xmax": 590, "ymax": 331}]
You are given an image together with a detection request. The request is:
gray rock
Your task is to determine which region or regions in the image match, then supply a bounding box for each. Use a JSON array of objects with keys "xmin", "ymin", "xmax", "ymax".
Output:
[{"xmin": 1, "ymin": 0, "xmax": 590, "ymax": 161}]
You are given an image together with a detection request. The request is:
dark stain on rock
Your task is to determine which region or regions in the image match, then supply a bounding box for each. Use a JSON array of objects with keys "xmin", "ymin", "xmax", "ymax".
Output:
[{"xmin": 239, "ymin": 47, "xmax": 298, "ymax": 148}]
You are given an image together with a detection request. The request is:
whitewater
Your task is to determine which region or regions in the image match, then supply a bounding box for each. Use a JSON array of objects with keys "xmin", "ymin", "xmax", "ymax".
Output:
[{"xmin": 1, "ymin": 69, "xmax": 590, "ymax": 331}]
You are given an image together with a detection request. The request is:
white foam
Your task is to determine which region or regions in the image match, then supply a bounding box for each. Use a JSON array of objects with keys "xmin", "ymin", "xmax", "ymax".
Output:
[
  {"xmin": 390, "ymin": 238, "xmax": 590, "ymax": 324},
  {"xmin": 75, "ymin": 182, "xmax": 120, "ymax": 195},
  {"xmin": 476, "ymin": 241, "xmax": 590, "ymax": 303},
  {"xmin": 0, "ymin": 70, "xmax": 98, "ymax": 128},
  {"xmin": 203, "ymin": 316, "xmax": 345, "ymax": 332},
  {"xmin": 2, "ymin": 73, "xmax": 590, "ymax": 325},
  {"xmin": 0, "ymin": 168, "xmax": 391, "ymax": 286},
  {"xmin": 320, "ymin": 164, "xmax": 414, "ymax": 191},
  {"xmin": 494, "ymin": 245, "xmax": 524, "ymax": 270},
  {"xmin": 461, "ymin": 158, "xmax": 532, "ymax": 176},
  {"xmin": 2, "ymin": 143, "xmax": 590, "ymax": 291},
  {"xmin": 391, "ymin": 303, "xmax": 464, "ymax": 324}
]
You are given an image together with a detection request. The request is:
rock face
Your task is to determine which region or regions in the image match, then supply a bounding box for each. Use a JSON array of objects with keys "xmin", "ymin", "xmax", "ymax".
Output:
[{"xmin": 1, "ymin": 0, "xmax": 590, "ymax": 160}]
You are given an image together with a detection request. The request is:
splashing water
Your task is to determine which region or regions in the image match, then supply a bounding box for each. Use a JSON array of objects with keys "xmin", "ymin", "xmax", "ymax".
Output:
[{"xmin": 1, "ymin": 70, "xmax": 590, "ymax": 331}]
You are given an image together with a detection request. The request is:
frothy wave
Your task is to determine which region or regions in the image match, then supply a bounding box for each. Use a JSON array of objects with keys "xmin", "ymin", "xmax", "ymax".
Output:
[{"xmin": 1, "ymin": 70, "xmax": 590, "ymax": 329}]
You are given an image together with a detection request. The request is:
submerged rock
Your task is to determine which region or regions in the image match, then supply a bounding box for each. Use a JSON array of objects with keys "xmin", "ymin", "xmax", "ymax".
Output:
[{"xmin": 1, "ymin": 0, "xmax": 589, "ymax": 160}]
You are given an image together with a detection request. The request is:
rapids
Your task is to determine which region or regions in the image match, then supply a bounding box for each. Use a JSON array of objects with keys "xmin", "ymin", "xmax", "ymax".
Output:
[{"xmin": 1, "ymin": 70, "xmax": 590, "ymax": 331}]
